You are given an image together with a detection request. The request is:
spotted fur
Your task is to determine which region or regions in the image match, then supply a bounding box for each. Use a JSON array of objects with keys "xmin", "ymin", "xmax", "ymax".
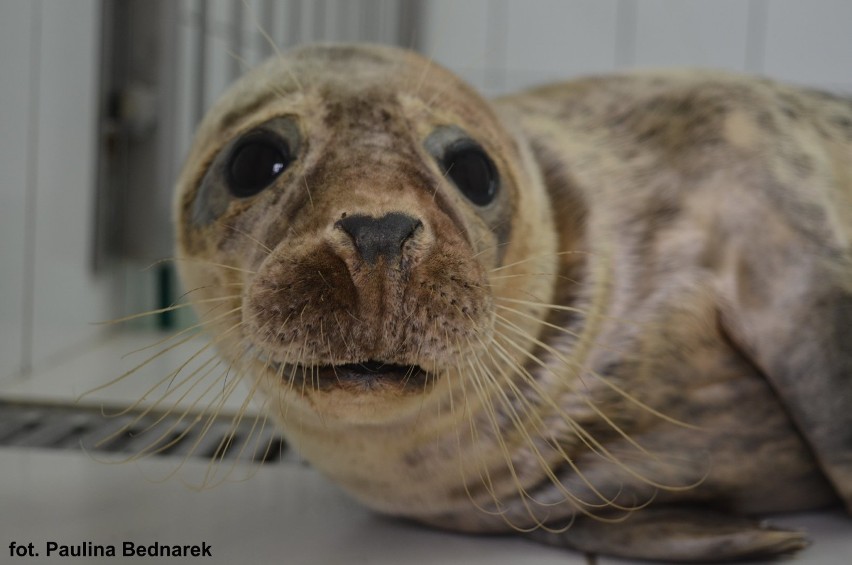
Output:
[{"xmin": 173, "ymin": 45, "xmax": 852, "ymax": 561}]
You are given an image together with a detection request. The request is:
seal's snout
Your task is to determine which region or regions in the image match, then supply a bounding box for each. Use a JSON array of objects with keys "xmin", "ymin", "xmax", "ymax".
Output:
[{"xmin": 335, "ymin": 212, "xmax": 424, "ymax": 267}]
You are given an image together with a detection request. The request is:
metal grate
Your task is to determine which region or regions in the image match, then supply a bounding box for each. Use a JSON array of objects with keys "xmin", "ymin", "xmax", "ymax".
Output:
[{"xmin": 0, "ymin": 400, "xmax": 291, "ymax": 464}]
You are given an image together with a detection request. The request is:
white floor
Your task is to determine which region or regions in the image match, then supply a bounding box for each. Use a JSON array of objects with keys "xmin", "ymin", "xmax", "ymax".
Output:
[{"xmin": 1, "ymin": 332, "xmax": 850, "ymax": 564}]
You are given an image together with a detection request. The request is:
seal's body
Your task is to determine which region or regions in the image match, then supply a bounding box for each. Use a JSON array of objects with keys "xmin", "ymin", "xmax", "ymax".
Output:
[{"xmin": 174, "ymin": 44, "xmax": 852, "ymax": 561}]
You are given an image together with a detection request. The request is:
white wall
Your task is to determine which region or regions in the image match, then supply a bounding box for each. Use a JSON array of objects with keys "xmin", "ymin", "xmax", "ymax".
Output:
[
  {"xmin": 419, "ymin": 0, "xmax": 852, "ymax": 96},
  {"xmin": 0, "ymin": 0, "xmax": 119, "ymax": 379}
]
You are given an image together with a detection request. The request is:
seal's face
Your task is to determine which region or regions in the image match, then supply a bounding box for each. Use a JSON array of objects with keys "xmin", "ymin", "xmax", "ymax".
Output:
[{"xmin": 175, "ymin": 45, "xmax": 555, "ymax": 425}]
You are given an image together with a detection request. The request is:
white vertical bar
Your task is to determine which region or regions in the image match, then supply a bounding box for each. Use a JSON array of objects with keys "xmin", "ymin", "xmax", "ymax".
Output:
[
  {"xmin": 176, "ymin": 0, "xmax": 202, "ymax": 162},
  {"xmin": 31, "ymin": 0, "xmax": 118, "ymax": 368},
  {"xmin": 745, "ymin": 0, "xmax": 768, "ymax": 73},
  {"xmin": 418, "ymin": 0, "xmax": 492, "ymax": 92},
  {"xmin": 376, "ymin": 0, "xmax": 398, "ymax": 45},
  {"xmin": 615, "ymin": 0, "xmax": 637, "ymax": 68},
  {"xmin": 204, "ymin": 1, "xmax": 235, "ymax": 111},
  {"xmin": 483, "ymin": 0, "xmax": 508, "ymax": 93},
  {"xmin": 0, "ymin": 0, "xmax": 37, "ymax": 378}
]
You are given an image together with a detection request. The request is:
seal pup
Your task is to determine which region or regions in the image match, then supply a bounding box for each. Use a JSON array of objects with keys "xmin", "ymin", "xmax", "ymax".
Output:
[{"xmin": 168, "ymin": 43, "xmax": 852, "ymax": 561}]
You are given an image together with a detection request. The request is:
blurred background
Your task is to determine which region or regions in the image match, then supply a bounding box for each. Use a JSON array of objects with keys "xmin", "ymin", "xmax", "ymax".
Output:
[{"xmin": 1, "ymin": 0, "xmax": 851, "ymax": 385}]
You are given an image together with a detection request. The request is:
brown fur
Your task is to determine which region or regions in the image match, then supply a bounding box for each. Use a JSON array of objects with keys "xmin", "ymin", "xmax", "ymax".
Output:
[{"xmin": 173, "ymin": 44, "xmax": 852, "ymax": 561}]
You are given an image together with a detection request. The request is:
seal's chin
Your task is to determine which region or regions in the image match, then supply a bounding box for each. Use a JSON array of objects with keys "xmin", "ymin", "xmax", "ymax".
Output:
[{"xmin": 268, "ymin": 359, "xmax": 434, "ymax": 393}]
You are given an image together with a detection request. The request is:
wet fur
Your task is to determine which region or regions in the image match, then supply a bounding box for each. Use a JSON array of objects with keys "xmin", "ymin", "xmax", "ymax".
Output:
[{"xmin": 123, "ymin": 44, "xmax": 852, "ymax": 561}]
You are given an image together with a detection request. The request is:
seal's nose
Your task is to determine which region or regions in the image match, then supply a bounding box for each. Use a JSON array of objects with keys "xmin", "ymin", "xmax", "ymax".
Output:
[{"xmin": 335, "ymin": 212, "xmax": 422, "ymax": 266}]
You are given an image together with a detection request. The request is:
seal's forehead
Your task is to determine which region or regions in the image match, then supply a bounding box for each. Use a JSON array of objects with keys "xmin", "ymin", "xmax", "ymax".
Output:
[
  {"xmin": 287, "ymin": 43, "xmax": 480, "ymax": 106},
  {"xmin": 197, "ymin": 44, "xmax": 429, "ymax": 136},
  {"xmin": 270, "ymin": 43, "xmax": 418, "ymax": 85},
  {"xmin": 189, "ymin": 43, "xmax": 502, "ymax": 160},
  {"xmin": 285, "ymin": 45, "xmax": 501, "ymax": 134}
]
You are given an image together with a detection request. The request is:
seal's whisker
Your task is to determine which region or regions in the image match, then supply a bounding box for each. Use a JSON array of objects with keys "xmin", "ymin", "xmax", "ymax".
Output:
[
  {"xmin": 494, "ymin": 303, "xmax": 641, "ymax": 362},
  {"xmin": 491, "ymin": 319, "xmax": 631, "ymax": 452},
  {"xmin": 217, "ymin": 221, "xmax": 274, "ymax": 254},
  {"xmin": 422, "ymin": 77, "xmax": 464, "ymax": 114},
  {"xmin": 415, "ymin": 314, "xmax": 444, "ymax": 428},
  {"xmin": 492, "ymin": 323, "xmax": 704, "ymax": 493},
  {"xmin": 484, "ymin": 336, "xmax": 658, "ymax": 515},
  {"xmin": 157, "ymin": 256, "xmax": 258, "ymax": 275},
  {"xmin": 132, "ymin": 355, "xmax": 225, "ymax": 437},
  {"xmin": 471, "ymin": 353, "xmax": 590, "ymax": 511},
  {"xmin": 94, "ymin": 325, "xmax": 245, "ymax": 446},
  {"xmin": 465, "ymin": 223, "xmax": 505, "ymax": 256},
  {"xmin": 292, "ymin": 352, "xmax": 312, "ymax": 404},
  {"xmin": 222, "ymin": 45, "xmax": 253, "ymax": 74},
  {"xmin": 172, "ymin": 367, "xmax": 250, "ymax": 488},
  {"xmin": 224, "ymin": 40, "xmax": 293, "ymax": 102},
  {"xmin": 207, "ymin": 408, "xmax": 273, "ymax": 487},
  {"xmin": 119, "ymin": 304, "xmax": 240, "ymax": 360},
  {"xmin": 189, "ymin": 1, "xmax": 294, "ymax": 99},
  {"xmin": 456, "ymin": 332, "xmax": 547, "ymax": 529},
  {"xmin": 138, "ymin": 256, "xmax": 253, "ymax": 275},
  {"xmin": 311, "ymin": 363, "xmax": 329, "ymax": 429},
  {"xmin": 449, "ymin": 338, "xmax": 510, "ymax": 519},
  {"xmin": 493, "ymin": 315, "xmax": 649, "ymax": 453},
  {"xmin": 301, "ymin": 174, "xmax": 315, "ymax": 210},
  {"xmin": 494, "ymin": 296, "xmax": 589, "ymax": 318},
  {"xmin": 279, "ymin": 358, "xmax": 300, "ymax": 420},
  {"xmin": 463, "ymin": 355, "xmax": 548, "ymax": 533},
  {"xmin": 191, "ymin": 363, "xmax": 256, "ymax": 484},
  {"xmin": 160, "ymin": 321, "xmax": 244, "ymax": 393},
  {"xmin": 95, "ymin": 295, "xmax": 240, "ymax": 326},
  {"xmin": 494, "ymin": 295, "xmax": 653, "ymax": 332},
  {"xmin": 495, "ymin": 314, "xmax": 699, "ymax": 432},
  {"xmin": 488, "ymin": 250, "xmax": 591, "ymax": 272},
  {"xmin": 412, "ymin": 52, "xmax": 435, "ymax": 99},
  {"xmin": 123, "ymin": 361, "xmax": 229, "ymax": 460},
  {"xmin": 494, "ymin": 303, "xmax": 584, "ymax": 339},
  {"xmin": 270, "ymin": 356, "xmax": 296, "ymax": 421},
  {"xmin": 93, "ymin": 359, "xmax": 238, "ymax": 470},
  {"xmin": 460, "ymin": 308, "xmax": 638, "ymax": 516},
  {"xmin": 468, "ymin": 224, "xmax": 513, "ymax": 258},
  {"xmin": 481, "ymin": 338, "xmax": 638, "ymax": 512},
  {"xmin": 331, "ymin": 313, "xmax": 357, "ymax": 361},
  {"xmin": 80, "ymin": 328, "xmax": 215, "ymax": 406},
  {"xmin": 168, "ymin": 281, "xmax": 244, "ymax": 306},
  {"xmin": 237, "ymin": 397, "xmax": 280, "ymax": 479},
  {"xmin": 201, "ymin": 354, "xmax": 273, "ymax": 488},
  {"xmin": 488, "ymin": 272, "xmax": 581, "ymax": 285},
  {"xmin": 239, "ymin": 0, "xmax": 304, "ymax": 93},
  {"xmin": 269, "ymin": 333, "xmax": 310, "ymax": 424},
  {"xmin": 413, "ymin": 349, "xmax": 433, "ymax": 429},
  {"xmin": 141, "ymin": 330, "xmax": 256, "ymax": 428}
]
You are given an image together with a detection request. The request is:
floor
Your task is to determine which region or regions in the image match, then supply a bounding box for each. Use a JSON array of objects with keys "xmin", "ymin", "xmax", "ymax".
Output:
[{"xmin": 1, "ymin": 331, "xmax": 850, "ymax": 564}]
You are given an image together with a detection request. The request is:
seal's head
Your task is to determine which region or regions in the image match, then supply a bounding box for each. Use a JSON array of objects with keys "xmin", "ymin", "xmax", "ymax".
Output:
[{"xmin": 175, "ymin": 44, "xmax": 556, "ymax": 427}]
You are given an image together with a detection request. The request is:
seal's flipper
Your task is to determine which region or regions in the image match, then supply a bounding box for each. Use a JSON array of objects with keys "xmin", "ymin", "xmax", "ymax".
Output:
[
  {"xmin": 721, "ymin": 278, "xmax": 852, "ymax": 512},
  {"xmin": 526, "ymin": 508, "xmax": 809, "ymax": 562}
]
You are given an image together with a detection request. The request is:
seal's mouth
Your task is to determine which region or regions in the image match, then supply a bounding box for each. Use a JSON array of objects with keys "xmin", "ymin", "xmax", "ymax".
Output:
[
  {"xmin": 269, "ymin": 359, "xmax": 433, "ymax": 391},
  {"xmin": 330, "ymin": 360, "xmax": 425, "ymax": 380}
]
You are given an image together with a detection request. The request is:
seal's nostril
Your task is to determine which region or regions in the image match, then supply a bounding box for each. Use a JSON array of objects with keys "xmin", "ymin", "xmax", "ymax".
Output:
[{"xmin": 335, "ymin": 212, "xmax": 421, "ymax": 265}]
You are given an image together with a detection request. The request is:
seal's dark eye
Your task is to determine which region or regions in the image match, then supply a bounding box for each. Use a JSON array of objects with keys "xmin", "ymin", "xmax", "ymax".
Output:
[
  {"xmin": 443, "ymin": 143, "xmax": 498, "ymax": 206},
  {"xmin": 226, "ymin": 135, "xmax": 290, "ymax": 198}
]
